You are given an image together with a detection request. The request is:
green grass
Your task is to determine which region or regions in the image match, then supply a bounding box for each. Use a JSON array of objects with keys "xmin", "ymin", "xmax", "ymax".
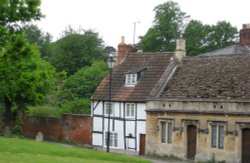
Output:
[{"xmin": 0, "ymin": 137, "xmax": 150, "ymax": 163}]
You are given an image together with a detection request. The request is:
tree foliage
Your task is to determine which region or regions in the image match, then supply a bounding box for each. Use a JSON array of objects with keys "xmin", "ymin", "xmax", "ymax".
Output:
[
  {"xmin": 61, "ymin": 60, "xmax": 108, "ymax": 100},
  {"xmin": 138, "ymin": 1, "xmax": 238, "ymax": 56},
  {"xmin": 0, "ymin": 0, "xmax": 42, "ymax": 28},
  {"xmin": 49, "ymin": 30, "xmax": 106, "ymax": 75},
  {"xmin": 60, "ymin": 99, "xmax": 91, "ymax": 115},
  {"xmin": 22, "ymin": 24, "xmax": 52, "ymax": 59},
  {"xmin": 207, "ymin": 21, "xmax": 238, "ymax": 51},
  {"xmin": 0, "ymin": 0, "xmax": 53, "ymax": 128},
  {"xmin": 0, "ymin": 0, "xmax": 43, "ymax": 49},
  {"xmin": 0, "ymin": 33, "xmax": 55, "ymax": 125},
  {"xmin": 184, "ymin": 20, "xmax": 211, "ymax": 56},
  {"xmin": 138, "ymin": 1, "xmax": 188, "ymax": 52},
  {"xmin": 184, "ymin": 20, "xmax": 238, "ymax": 56}
]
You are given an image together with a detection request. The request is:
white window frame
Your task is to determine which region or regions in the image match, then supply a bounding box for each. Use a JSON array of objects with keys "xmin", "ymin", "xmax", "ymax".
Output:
[
  {"xmin": 104, "ymin": 102, "xmax": 114, "ymax": 116},
  {"xmin": 161, "ymin": 122, "xmax": 172, "ymax": 144},
  {"xmin": 125, "ymin": 74, "xmax": 137, "ymax": 86},
  {"xmin": 211, "ymin": 124, "xmax": 224, "ymax": 149},
  {"xmin": 125, "ymin": 103, "xmax": 135, "ymax": 118},
  {"xmin": 104, "ymin": 132, "xmax": 118, "ymax": 147}
]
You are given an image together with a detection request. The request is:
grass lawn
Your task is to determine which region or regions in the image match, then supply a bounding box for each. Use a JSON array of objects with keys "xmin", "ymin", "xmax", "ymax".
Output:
[{"xmin": 0, "ymin": 137, "xmax": 150, "ymax": 163}]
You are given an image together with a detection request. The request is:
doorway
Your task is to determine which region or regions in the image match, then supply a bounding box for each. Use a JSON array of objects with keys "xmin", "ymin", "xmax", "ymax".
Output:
[
  {"xmin": 242, "ymin": 128, "xmax": 250, "ymax": 163},
  {"xmin": 139, "ymin": 134, "xmax": 146, "ymax": 155},
  {"xmin": 187, "ymin": 125, "xmax": 197, "ymax": 159}
]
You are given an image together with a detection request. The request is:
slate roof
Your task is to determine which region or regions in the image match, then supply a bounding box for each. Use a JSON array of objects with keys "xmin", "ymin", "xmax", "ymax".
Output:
[
  {"xmin": 201, "ymin": 44, "xmax": 250, "ymax": 56},
  {"xmin": 160, "ymin": 54, "xmax": 250, "ymax": 101},
  {"xmin": 91, "ymin": 52, "xmax": 173, "ymax": 102}
]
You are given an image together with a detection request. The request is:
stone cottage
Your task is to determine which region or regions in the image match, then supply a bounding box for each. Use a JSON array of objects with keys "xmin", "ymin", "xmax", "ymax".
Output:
[{"xmin": 145, "ymin": 24, "xmax": 250, "ymax": 163}]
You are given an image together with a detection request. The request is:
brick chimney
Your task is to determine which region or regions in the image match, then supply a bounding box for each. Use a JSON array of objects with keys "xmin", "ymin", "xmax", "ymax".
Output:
[
  {"xmin": 175, "ymin": 35, "xmax": 186, "ymax": 62},
  {"xmin": 117, "ymin": 36, "xmax": 135, "ymax": 64},
  {"xmin": 240, "ymin": 24, "xmax": 250, "ymax": 46}
]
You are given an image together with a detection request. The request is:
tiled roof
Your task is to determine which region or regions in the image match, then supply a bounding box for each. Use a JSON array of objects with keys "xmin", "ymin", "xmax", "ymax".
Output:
[
  {"xmin": 91, "ymin": 52, "xmax": 173, "ymax": 102},
  {"xmin": 160, "ymin": 54, "xmax": 250, "ymax": 101},
  {"xmin": 201, "ymin": 44, "xmax": 250, "ymax": 56}
]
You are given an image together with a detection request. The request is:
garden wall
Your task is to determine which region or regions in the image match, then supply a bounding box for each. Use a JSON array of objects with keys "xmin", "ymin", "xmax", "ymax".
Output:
[{"xmin": 22, "ymin": 114, "xmax": 92, "ymax": 146}]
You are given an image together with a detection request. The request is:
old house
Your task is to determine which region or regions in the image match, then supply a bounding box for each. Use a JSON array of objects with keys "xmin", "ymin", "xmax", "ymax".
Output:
[
  {"xmin": 91, "ymin": 37, "xmax": 176, "ymax": 152},
  {"xmin": 146, "ymin": 24, "xmax": 250, "ymax": 163}
]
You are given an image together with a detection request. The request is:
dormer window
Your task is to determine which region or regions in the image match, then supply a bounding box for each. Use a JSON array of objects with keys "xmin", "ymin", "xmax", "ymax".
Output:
[
  {"xmin": 125, "ymin": 66, "xmax": 148, "ymax": 87},
  {"xmin": 126, "ymin": 74, "xmax": 137, "ymax": 86}
]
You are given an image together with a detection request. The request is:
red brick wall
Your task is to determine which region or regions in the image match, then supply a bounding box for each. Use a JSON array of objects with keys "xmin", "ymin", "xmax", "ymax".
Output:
[
  {"xmin": 22, "ymin": 116, "xmax": 63, "ymax": 141},
  {"xmin": 62, "ymin": 114, "xmax": 92, "ymax": 145},
  {"xmin": 22, "ymin": 114, "xmax": 92, "ymax": 145}
]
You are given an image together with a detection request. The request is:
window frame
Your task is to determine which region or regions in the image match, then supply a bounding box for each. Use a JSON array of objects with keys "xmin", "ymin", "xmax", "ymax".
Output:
[
  {"xmin": 105, "ymin": 132, "xmax": 118, "ymax": 147},
  {"xmin": 161, "ymin": 121, "xmax": 173, "ymax": 144},
  {"xmin": 211, "ymin": 124, "xmax": 225, "ymax": 149},
  {"xmin": 125, "ymin": 74, "xmax": 137, "ymax": 86},
  {"xmin": 104, "ymin": 102, "xmax": 114, "ymax": 116},
  {"xmin": 125, "ymin": 103, "xmax": 135, "ymax": 118}
]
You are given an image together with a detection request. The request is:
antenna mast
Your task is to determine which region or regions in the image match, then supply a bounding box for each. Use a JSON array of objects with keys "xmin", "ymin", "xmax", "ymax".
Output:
[{"xmin": 133, "ymin": 21, "xmax": 140, "ymax": 44}]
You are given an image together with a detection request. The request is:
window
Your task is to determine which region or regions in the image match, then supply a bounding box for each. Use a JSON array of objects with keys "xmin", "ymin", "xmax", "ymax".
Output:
[
  {"xmin": 126, "ymin": 103, "xmax": 135, "ymax": 118},
  {"xmin": 126, "ymin": 74, "xmax": 137, "ymax": 85},
  {"xmin": 161, "ymin": 122, "xmax": 172, "ymax": 144},
  {"xmin": 105, "ymin": 102, "xmax": 114, "ymax": 116},
  {"xmin": 105, "ymin": 132, "xmax": 118, "ymax": 147},
  {"xmin": 211, "ymin": 125, "xmax": 224, "ymax": 149}
]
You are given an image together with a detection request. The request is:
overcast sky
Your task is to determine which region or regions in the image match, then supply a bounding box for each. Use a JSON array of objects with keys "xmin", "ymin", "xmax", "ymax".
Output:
[{"xmin": 36, "ymin": 0, "xmax": 250, "ymax": 48}]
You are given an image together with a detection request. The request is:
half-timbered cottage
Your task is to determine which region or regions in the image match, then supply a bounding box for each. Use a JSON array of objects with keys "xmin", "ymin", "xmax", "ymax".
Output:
[{"xmin": 91, "ymin": 37, "xmax": 182, "ymax": 152}]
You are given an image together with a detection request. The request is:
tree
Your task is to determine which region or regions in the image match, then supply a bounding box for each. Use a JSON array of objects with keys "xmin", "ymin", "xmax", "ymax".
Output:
[
  {"xmin": 0, "ymin": 0, "xmax": 42, "ymax": 49},
  {"xmin": 184, "ymin": 20, "xmax": 211, "ymax": 56},
  {"xmin": 61, "ymin": 60, "xmax": 108, "ymax": 100},
  {"xmin": 104, "ymin": 46, "xmax": 116, "ymax": 55},
  {"xmin": 0, "ymin": 33, "xmax": 55, "ymax": 127},
  {"xmin": 52, "ymin": 60, "xmax": 108, "ymax": 115},
  {"xmin": 0, "ymin": 0, "xmax": 42, "ymax": 27},
  {"xmin": 0, "ymin": 0, "xmax": 47, "ymax": 129},
  {"xmin": 138, "ymin": 1, "xmax": 189, "ymax": 52},
  {"xmin": 22, "ymin": 24, "xmax": 52, "ymax": 59},
  {"xmin": 49, "ymin": 30, "xmax": 106, "ymax": 76},
  {"xmin": 184, "ymin": 20, "xmax": 238, "ymax": 56},
  {"xmin": 207, "ymin": 21, "xmax": 237, "ymax": 52}
]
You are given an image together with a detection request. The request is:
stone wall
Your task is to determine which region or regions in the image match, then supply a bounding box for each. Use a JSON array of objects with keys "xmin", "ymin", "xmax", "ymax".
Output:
[
  {"xmin": 146, "ymin": 101, "xmax": 250, "ymax": 163},
  {"xmin": 22, "ymin": 114, "xmax": 92, "ymax": 145}
]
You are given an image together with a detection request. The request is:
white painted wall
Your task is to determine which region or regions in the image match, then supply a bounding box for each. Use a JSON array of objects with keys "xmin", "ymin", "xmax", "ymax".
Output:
[
  {"xmin": 93, "ymin": 133, "xmax": 102, "ymax": 146},
  {"xmin": 92, "ymin": 100, "xmax": 146, "ymax": 151}
]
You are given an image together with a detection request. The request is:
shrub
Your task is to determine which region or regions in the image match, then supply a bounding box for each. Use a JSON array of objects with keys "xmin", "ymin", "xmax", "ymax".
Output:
[
  {"xmin": 59, "ymin": 98, "xmax": 90, "ymax": 115},
  {"xmin": 28, "ymin": 105, "xmax": 60, "ymax": 117}
]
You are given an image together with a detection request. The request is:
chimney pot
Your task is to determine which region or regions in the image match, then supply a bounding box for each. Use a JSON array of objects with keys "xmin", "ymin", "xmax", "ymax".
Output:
[
  {"xmin": 243, "ymin": 24, "xmax": 247, "ymax": 29},
  {"xmin": 247, "ymin": 24, "xmax": 250, "ymax": 29},
  {"xmin": 120, "ymin": 36, "xmax": 125, "ymax": 45}
]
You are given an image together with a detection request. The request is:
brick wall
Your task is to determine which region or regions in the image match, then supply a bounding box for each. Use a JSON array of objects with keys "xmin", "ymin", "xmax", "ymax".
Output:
[
  {"xmin": 22, "ymin": 116, "xmax": 63, "ymax": 141},
  {"xmin": 62, "ymin": 114, "xmax": 92, "ymax": 145},
  {"xmin": 22, "ymin": 114, "xmax": 92, "ymax": 145}
]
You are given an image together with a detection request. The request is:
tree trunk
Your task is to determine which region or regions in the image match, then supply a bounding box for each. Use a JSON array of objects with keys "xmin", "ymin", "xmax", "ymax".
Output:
[{"xmin": 3, "ymin": 97, "xmax": 12, "ymax": 127}]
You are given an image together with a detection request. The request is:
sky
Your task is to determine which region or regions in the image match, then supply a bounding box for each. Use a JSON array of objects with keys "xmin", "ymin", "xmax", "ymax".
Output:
[{"xmin": 36, "ymin": 0, "xmax": 250, "ymax": 48}]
